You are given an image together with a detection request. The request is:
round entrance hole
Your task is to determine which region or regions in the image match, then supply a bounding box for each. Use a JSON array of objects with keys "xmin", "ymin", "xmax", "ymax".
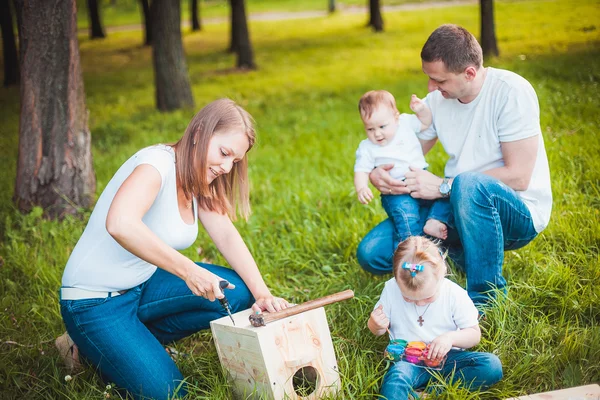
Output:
[{"xmin": 292, "ymin": 366, "xmax": 319, "ymax": 397}]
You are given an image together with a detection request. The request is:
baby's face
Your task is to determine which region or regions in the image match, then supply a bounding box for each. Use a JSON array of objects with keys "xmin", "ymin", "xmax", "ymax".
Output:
[{"xmin": 362, "ymin": 105, "xmax": 398, "ymax": 146}]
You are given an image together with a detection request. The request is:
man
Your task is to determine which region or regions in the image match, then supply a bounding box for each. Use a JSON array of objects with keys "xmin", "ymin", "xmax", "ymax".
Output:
[{"xmin": 356, "ymin": 24, "xmax": 552, "ymax": 308}]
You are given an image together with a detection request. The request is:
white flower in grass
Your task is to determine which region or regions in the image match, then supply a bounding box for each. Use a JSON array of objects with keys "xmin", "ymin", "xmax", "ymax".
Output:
[{"xmin": 64, "ymin": 375, "xmax": 72, "ymax": 382}]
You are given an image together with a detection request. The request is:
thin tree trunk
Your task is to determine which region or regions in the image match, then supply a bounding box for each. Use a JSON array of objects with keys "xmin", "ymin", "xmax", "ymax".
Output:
[
  {"xmin": 368, "ymin": 0, "xmax": 384, "ymax": 32},
  {"xmin": 87, "ymin": 0, "xmax": 106, "ymax": 39},
  {"xmin": 151, "ymin": 0, "xmax": 195, "ymax": 111},
  {"xmin": 480, "ymin": 0, "xmax": 499, "ymax": 57},
  {"xmin": 0, "ymin": 0, "xmax": 19, "ymax": 86},
  {"xmin": 228, "ymin": 0, "xmax": 237, "ymax": 52},
  {"xmin": 13, "ymin": 0, "xmax": 96, "ymax": 218},
  {"xmin": 140, "ymin": 0, "xmax": 152, "ymax": 45},
  {"xmin": 328, "ymin": 0, "xmax": 335, "ymax": 13},
  {"xmin": 230, "ymin": 0, "xmax": 255, "ymax": 69},
  {"xmin": 191, "ymin": 0, "xmax": 201, "ymax": 31}
]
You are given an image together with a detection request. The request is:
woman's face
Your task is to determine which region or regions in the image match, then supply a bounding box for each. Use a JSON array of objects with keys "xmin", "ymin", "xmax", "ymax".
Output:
[{"xmin": 203, "ymin": 129, "xmax": 250, "ymax": 184}]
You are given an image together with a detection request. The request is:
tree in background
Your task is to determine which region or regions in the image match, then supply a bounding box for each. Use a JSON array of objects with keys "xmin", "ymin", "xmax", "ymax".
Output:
[
  {"xmin": 13, "ymin": 0, "xmax": 96, "ymax": 218},
  {"xmin": 368, "ymin": 0, "xmax": 384, "ymax": 32},
  {"xmin": 0, "ymin": 0, "xmax": 19, "ymax": 86},
  {"xmin": 139, "ymin": 0, "xmax": 152, "ymax": 45},
  {"xmin": 230, "ymin": 0, "xmax": 255, "ymax": 69},
  {"xmin": 151, "ymin": 0, "xmax": 195, "ymax": 111},
  {"xmin": 480, "ymin": 0, "xmax": 499, "ymax": 57},
  {"xmin": 87, "ymin": 0, "xmax": 106, "ymax": 39},
  {"xmin": 191, "ymin": 0, "xmax": 201, "ymax": 31},
  {"xmin": 329, "ymin": 0, "xmax": 336, "ymax": 14}
]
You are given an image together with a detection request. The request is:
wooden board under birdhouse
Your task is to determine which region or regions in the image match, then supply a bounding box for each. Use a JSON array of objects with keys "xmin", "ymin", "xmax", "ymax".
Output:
[
  {"xmin": 506, "ymin": 384, "xmax": 600, "ymax": 400},
  {"xmin": 210, "ymin": 307, "xmax": 340, "ymax": 400}
]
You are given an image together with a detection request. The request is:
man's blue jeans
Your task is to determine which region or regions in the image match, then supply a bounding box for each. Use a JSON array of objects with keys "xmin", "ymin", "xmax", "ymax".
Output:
[
  {"xmin": 381, "ymin": 194, "xmax": 451, "ymax": 246},
  {"xmin": 380, "ymin": 350, "xmax": 503, "ymax": 399},
  {"xmin": 60, "ymin": 263, "xmax": 254, "ymax": 400},
  {"xmin": 357, "ymin": 173, "xmax": 539, "ymax": 306}
]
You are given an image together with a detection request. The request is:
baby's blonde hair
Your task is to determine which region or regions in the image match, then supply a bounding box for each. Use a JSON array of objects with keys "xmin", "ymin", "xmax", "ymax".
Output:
[
  {"xmin": 393, "ymin": 236, "xmax": 447, "ymax": 292},
  {"xmin": 358, "ymin": 90, "xmax": 400, "ymax": 120}
]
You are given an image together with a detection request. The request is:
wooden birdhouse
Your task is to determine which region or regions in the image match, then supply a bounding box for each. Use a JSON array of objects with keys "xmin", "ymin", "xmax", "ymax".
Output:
[{"xmin": 210, "ymin": 291, "xmax": 353, "ymax": 399}]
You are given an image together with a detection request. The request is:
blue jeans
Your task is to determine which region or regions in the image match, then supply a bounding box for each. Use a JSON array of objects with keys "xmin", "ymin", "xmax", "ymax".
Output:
[
  {"xmin": 381, "ymin": 194, "xmax": 451, "ymax": 247},
  {"xmin": 358, "ymin": 173, "xmax": 539, "ymax": 306},
  {"xmin": 60, "ymin": 263, "xmax": 254, "ymax": 400},
  {"xmin": 380, "ymin": 349, "xmax": 503, "ymax": 399}
]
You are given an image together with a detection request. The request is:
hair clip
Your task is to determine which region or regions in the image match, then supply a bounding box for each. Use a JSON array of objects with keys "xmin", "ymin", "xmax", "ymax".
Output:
[{"xmin": 402, "ymin": 262, "xmax": 424, "ymax": 277}]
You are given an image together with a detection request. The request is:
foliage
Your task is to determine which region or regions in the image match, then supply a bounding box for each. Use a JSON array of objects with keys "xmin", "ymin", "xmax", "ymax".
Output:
[{"xmin": 1, "ymin": 0, "xmax": 599, "ymax": 398}]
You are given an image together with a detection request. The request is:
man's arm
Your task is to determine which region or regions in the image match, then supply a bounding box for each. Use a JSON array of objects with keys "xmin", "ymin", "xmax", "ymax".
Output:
[{"xmin": 483, "ymin": 136, "xmax": 538, "ymax": 191}]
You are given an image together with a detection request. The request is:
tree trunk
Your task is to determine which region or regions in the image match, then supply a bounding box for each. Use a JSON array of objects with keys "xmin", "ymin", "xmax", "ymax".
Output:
[
  {"xmin": 87, "ymin": 0, "xmax": 106, "ymax": 39},
  {"xmin": 228, "ymin": 0, "xmax": 237, "ymax": 53},
  {"xmin": 328, "ymin": 0, "xmax": 335, "ymax": 13},
  {"xmin": 151, "ymin": 0, "xmax": 195, "ymax": 111},
  {"xmin": 191, "ymin": 0, "xmax": 201, "ymax": 31},
  {"xmin": 13, "ymin": 0, "xmax": 96, "ymax": 218},
  {"xmin": 0, "ymin": 0, "xmax": 19, "ymax": 86},
  {"xmin": 368, "ymin": 0, "xmax": 384, "ymax": 32},
  {"xmin": 139, "ymin": 0, "xmax": 152, "ymax": 45},
  {"xmin": 480, "ymin": 0, "xmax": 499, "ymax": 57},
  {"xmin": 230, "ymin": 0, "xmax": 256, "ymax": 69}
]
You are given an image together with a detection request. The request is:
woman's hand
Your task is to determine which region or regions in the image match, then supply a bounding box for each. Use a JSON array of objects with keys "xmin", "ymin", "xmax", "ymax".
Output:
[
  {"xmin": 369, "ymin": 165, "xmax": 410, "ymax": 195},
  {"xmin": 252, "ymin": 296, "xmax": 291, "ymax": 313},
  {"xmin": 427, "ymin": 333, "xmax": 453, "ymax": 360},
  {"xmin": 183, "ymin": 264, "xmax": 233, "ymax": 301}
]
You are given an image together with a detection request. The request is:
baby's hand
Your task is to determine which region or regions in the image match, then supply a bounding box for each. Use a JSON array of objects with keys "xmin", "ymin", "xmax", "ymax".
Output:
[
  {"xmin": 410, "ymin": 94, "xmax": 426, "ymax": 113},
  {"xmin": 427, "ymin": 333, "xmax": 453, "ymax": 360},
  {"xmin": 357, "ymin": 187, "xmax": 374, "ymax": 204},
  {"xmin": 370, "ymin": 304, "xmax": 390, "ymax": 331}
]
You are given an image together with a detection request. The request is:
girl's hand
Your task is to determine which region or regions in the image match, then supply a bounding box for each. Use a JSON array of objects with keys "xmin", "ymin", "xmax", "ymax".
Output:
[
  {"xmin": 428, "ymin": 333, "xmax": 453, "ymax": 360},
  {"xmin": 252, "ymin": 296, "xmax": 291, "ymax": 313},
  {"xmin": 357, "ymin": 187, "xmax": 374, "ymax": 204},
  {"xmin": 184, "ymin": 264, "xmax": 230, "ymax": 301},
  {"xmin": 370, "ymin": 304, "xmax": 390, "ymax": 331}
]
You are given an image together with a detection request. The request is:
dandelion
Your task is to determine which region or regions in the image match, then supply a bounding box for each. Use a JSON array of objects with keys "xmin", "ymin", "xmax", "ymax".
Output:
[
  {"xmin": 519, "ymin": 54, "xmax": 527, "ymax": 60},
  {"xmin": 64, "ymin": 375, "xmax": 72, "ymax": 382},
  {"xmin": 106, "ymin": 384, "xmax": 112, "ymax": 390}
]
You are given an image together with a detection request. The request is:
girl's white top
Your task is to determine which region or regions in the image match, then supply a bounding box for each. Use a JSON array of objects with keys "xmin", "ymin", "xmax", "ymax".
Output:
[
  {"xmin": 61, "ymin": 145, "xmax": 199, "ymax": 292},
  {"xmin": 375, "ymin": 278, "xmax": 479, "ymax": 343}
]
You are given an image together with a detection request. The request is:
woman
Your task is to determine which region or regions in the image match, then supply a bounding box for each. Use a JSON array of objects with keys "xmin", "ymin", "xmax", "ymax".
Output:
[{"xmin": 56, "ymin": 99, "xmax": 289, "ymax": 399}]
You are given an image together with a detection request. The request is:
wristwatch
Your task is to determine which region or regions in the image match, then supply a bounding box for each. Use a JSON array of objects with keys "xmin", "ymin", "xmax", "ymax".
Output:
[{"xmin": 439, "ymin": 178, "xmax": 451, "ymax": 198}]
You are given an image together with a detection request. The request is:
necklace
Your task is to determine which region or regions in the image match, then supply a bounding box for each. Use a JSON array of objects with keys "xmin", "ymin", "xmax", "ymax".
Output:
[{"xmin": 414, "ymin": 303, "xmax": 432, "ymax": 327}]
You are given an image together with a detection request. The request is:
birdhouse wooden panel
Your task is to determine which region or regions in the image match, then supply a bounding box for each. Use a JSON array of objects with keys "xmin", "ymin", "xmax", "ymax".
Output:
[{"xmin": 210, "ymin": 307, "xmax": 341, "ymax": 399}]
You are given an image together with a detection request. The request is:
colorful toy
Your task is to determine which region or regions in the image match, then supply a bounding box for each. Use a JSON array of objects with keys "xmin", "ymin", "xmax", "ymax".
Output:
[{"xmin": 384, "ymin": 339, "xmax": 446, "ymax": 370}]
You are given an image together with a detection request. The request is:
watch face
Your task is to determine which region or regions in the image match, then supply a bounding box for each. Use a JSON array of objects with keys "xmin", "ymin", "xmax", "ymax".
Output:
[{"xmin": 440, "ymin": 183, "xmax": 450, "ymax": 195}]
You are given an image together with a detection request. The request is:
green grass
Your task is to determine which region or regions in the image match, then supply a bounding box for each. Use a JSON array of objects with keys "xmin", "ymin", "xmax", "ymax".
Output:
[{"xmin": 1, "ymin": 0, "xmax": 600, "ymax": 398}]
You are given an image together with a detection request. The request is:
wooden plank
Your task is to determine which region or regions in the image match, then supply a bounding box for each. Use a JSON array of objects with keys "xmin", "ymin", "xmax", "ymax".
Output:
[{"xmin": 506, "ymin": 384, "xmax": 600, "ymax": 400}]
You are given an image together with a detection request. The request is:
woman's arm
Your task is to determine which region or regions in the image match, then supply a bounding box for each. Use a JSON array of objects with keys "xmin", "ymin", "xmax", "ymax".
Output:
[
  {"xmin": 106, "ymin": 165, "xmax": 222, "ymax": 299},
  {"xmin": 198, "ymin": 208, "xmax": 289, "ymax": 313}
]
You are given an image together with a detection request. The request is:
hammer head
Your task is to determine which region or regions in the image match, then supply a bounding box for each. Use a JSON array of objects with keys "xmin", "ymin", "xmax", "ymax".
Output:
[{"xmin": 248, "ymin": 313, "xmax": 265, "ymax": 327}]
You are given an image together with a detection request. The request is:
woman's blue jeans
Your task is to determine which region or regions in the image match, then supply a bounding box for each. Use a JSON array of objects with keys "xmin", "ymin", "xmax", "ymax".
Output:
[
  {"xmin": 357, "ymin": 172, "xmax": 539, "ymax": 307},
  {"xmin": 380, "ymin": 350, "xmax": 503, "ymax": 399},
  {"xmin": 60, "ymin": 263, "xmax": 254, "ymax": 400}
]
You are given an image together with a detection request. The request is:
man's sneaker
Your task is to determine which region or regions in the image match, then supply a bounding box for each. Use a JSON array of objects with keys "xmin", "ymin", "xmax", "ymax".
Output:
[{"xmin": 55, "ymin": 332, "xmax": 81, "ymax": 372}]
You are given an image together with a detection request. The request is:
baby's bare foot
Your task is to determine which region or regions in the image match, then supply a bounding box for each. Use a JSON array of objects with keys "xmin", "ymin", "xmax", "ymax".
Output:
[{"xmin": 424, "ymin": 219, "xmax": 448, "ymax": 240}]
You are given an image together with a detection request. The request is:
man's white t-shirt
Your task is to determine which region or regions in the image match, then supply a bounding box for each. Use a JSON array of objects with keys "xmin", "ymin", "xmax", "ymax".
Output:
[
  {"xmin": 61, "ymin": 145, "xmax": 199, "ymax": 292},
  {"xmin": 375, "ymin": 278, "xmax": 479, "ymax": 343},
  {"xmin": 355, "ymin": 114, "xmax": 429, "ymax": 180},
  {"xmin": 417, "ymin": 67, "xmax": 552, "ymax": 232}
]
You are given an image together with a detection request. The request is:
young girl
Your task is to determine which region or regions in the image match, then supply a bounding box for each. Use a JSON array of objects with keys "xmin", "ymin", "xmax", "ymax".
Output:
[{"xmin": 368, "ymin": 236, "xmax": 502, "ymax": 399}]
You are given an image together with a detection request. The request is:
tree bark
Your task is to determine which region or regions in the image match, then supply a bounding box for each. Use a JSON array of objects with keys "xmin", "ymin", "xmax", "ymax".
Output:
[
  {"xmin": 87, "ymin": 0, "xmax": 106, "ymax": 39},
  {"xmin": 0, "ymin": 0, "xmax": 19, "ymax": 86},
  {"xmin": 480, "ymin": 0, "xmax": 499, "ymax": 57},
  {"xmin": 13, "ymin": 0, "xmax": 96, "ymax": 218},
  {"xmin": 368, "ymin": 0, "xmax": 384, "ymax": 32},
  {"xmin": 139, "ymin": 0, "xmax": 152, "ymax": 45},
  {"xmin": 228, "ymin": 0, "xmax": 237, "ymax": 53},
  {"xmin": 328, "ymin": 0, "xmax": 336, "ymax": 13},
  {"xmin": 230, "ymin": 0, "xmax": 256, "ymax": 69},
  {"xmin": 191, "ymin": 0, "xmax": 201, "ymax": 31},
  {"xmin": 151, "ymin": 0, "xmax": 195, "ymax": 111}
]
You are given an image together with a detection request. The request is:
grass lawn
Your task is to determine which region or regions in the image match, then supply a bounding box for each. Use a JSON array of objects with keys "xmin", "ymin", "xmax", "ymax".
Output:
[{"xmin": 1, "ymin": 0, "xmax": 599, "ymax": 398}]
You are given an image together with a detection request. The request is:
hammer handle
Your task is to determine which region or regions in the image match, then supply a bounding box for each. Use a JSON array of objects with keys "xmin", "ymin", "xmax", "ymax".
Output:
[{"xmin": 261, "ymin": 289, "xmax": 354, "ymax": 325}]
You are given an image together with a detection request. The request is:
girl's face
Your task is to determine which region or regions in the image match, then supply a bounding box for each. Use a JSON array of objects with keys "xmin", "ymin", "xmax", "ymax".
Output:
[
  {"xmin": 202, "ymin": 129, "xmax": 250, "ymax": 184},
  {"xmin": 398, "ymin": 273, "xmax": 443, "ymax": 306}
]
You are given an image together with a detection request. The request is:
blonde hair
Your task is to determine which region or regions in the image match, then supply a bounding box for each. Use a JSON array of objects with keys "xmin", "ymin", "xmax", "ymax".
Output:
[
  {"xmin": 393, "ymin": 236, "xmax": 447, "ymax": 292},
  {"xmin": 173, "ymin": 98, "xmax": 256, "ymax": 221},
  {"xmin": 358, "ymin": 90, "xmax": 400, "ymax": 120}
]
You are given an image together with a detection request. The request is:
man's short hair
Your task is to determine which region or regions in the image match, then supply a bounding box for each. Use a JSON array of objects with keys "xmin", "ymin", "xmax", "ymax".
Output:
[
  {"xmin": 358, "ymin": 90, "xmax": 399, "ymax": 120},
  {"xmin": 421, "ymin": 24, "xmax": 483, "ymax": 73}
]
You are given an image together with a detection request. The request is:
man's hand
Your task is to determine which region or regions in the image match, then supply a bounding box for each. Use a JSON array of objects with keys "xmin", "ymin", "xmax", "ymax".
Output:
[
  {"xmin": 369, "ymin": 164, "xmax": 410, "ymax": 195},
  {"xmin": 357, "ymin": 187, "xmax": 374, "ymax": 204},
  {"xmin": 404, "ymin": 167, "xmax": 444, "ymax": 200}
]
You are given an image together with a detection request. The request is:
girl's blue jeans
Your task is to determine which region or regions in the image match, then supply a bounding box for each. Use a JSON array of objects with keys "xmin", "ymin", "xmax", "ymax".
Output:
[
  {"xmin": 60, "ymin": 263, "xmax": 254, "ymax": 400},
  {"xmin": 357, "ymin": 172, "xmax": 539, "ymax": 307},
  {"xmin": 380, "ymin": 349, "xmax": 503, "ymax": 399}
]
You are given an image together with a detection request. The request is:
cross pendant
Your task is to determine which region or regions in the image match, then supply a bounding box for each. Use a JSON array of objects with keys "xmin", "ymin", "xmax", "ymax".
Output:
[{"xmin": 417, "ymin": 316, "xmax": 424, "ymax": 326}]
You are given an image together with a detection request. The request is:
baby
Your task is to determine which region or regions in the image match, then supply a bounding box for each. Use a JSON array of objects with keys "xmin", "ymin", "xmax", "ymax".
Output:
[{"xmin": 354, "ymin": 90, "xmax": 450, "ymax": 243}]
